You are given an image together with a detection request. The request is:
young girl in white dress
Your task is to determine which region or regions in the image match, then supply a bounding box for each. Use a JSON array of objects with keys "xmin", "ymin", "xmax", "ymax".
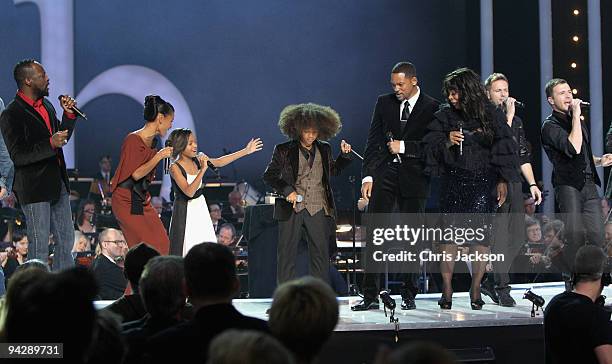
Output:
[{"xmin": 167, "ymin": 128, "xmax": 262, "ymax": 256}]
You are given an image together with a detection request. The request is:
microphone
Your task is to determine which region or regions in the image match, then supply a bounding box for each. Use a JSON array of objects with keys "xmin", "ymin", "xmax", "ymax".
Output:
[
  {"xmin": 57, "ymin": 95, "xmax": 87, "ymax": 120},
  {"xmin": 285, "ymin": 194, "xmax": 303, "ymax": 203},
  {"xmin": 579, "ymin": 101, "xmax": 591, "ymax": 106},
  {"xmin": 197, "ymin": 152, "xmax": 219, "ymax": 172},
  {"xmin": 503, "ymin": 98, "xmax": 525, "ymax": 108},
  {"xmin": 163, "ymin": 139, "xmax": 172, "ymax": 174},
  {"xmin": 458, "ymin": 121, "xmax": 463, "ymax": 156},
  {"xmin": 386, "ymin": 131, "xmax": 401, "ymax": 164}
]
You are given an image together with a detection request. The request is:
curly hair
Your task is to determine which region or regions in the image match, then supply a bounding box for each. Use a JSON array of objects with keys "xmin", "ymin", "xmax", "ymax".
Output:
[
  {"xmin": 442, "ymin": 67, "xmax": 493, "ymax": 140},
  {"xmin": 278, "ymin": 103, "xmax": 342, "ymax": 141}
]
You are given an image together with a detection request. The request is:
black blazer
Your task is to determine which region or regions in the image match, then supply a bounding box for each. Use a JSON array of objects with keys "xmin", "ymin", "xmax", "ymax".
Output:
[
  {"xmin": 92, "ymin": 255, "xmax": 127, "ymax": 300},
  {"xmin": 0, "ymin": 96, "xmax": 75, "ymax": 204},
  {"xmin": 362, "ymin": 92, "xmax": 439, "ymax": 198},
  {"xmin": 262, "ymin": 140, "xmax": 351, "ymax": 220}
]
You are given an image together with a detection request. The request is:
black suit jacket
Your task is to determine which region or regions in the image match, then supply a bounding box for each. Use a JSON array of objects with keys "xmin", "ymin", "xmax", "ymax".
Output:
[
  {"xmin": 0, "ymin": 96, "xmax": 75, "ymax": 204},
  {"xmin": 145, "ymin": 303, "xmax": 268, "ymax": 364},
  {"xmin": 362, "ymin": 91, "xmax": 439, "ymax": 198},
  {"xmin": 262, "ymin": 140, "xmax": 351, "ymax": 220},
  {"xmin": 92, "ymin": 255, "xmax": 127, "ymax": 300}
]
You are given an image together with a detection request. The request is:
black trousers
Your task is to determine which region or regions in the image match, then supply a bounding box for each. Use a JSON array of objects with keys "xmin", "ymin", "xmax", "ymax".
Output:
[
  {"xmin": 555, "ymin": 180, "xmax": 603, "ymax": 272},
  {"xmin": 361, "ymin": 163, "xmax": 425, "ymax": 300},
  {"xmin": 277, "ymin": 209, "xmax": 330, "ymax": 284},
  {"xmin": 489, "ymin": 181, "xmax": 525, "ymax": 289}
]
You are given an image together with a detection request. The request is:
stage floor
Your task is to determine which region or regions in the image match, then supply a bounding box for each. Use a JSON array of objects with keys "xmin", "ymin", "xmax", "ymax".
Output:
[{"xmin": 234, "ymin": 281, "xmax": 612, "ymax": 331}]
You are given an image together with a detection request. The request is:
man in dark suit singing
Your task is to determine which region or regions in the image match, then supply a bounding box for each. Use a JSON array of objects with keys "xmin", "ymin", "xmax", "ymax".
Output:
[
  {"xmin": 352, "ymin": 62, "xmax": 440, "ymax": 311},
  {"xmin": 0, "ymin": 59, "xmax": 79, "ymax": 271},
  {"xmin": 263, "ymin": 103, "xmax": 352, "ymax": 284}
]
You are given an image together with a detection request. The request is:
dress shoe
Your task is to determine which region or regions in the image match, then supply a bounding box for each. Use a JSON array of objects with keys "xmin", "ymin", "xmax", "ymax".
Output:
[
  {"xmin": 471, "ymin": 297, "xmax": 486, "ymax": 310},
  {"xmin": 438, "ymin": 295, "xmax": 452, "ymax": 309},
  {"xmin": 351, "ymin": 298, "xmax": 379, "ymax": 311},
  {"xmin": 480, "ymin": 280, "xmax": 499, "ymax": 304},
  {"xmin": 496, "ymin": 288, "xmax": 516, "ymax": 307}
]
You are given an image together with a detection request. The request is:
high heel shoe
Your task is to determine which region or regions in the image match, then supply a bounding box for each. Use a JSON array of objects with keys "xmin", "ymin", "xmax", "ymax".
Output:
[
  {"xmin": 438, "ymin": 295, "xmax": 452, "ymax": 310},
  {"xmin": 470, "ymin": 297, "xmax": 486, "ymax": 310}
]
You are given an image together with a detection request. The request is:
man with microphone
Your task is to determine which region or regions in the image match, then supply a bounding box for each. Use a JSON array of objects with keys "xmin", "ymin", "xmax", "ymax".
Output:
[
  {"xmin": 263, "ymin": 103, "xmax": 352, "ymax": 285},
  {"xmin": 481, "ymin": 73, "xmax": 542, "ymax": 306},
  {"xmin": 353, "ymin": 62, "xmax": 439, "ymax": 311},
  {"xmin": 0, "ymin": 59, "xmax": 80, "ymax": 271},
  {"xmin": 541, "ymin": 78, "xmax": 612, "ymax": 286}
]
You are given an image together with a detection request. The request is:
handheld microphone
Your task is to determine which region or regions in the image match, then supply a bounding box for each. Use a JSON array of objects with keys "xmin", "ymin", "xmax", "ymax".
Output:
[
  {"xmin": 580, "ymin": 101, "xmax": 591, "ymax": 107},
  {"xmin": 503, "ymin": 98, "xmax": 525, "ymax": 108},
  {"xmin": 458, "ymin": 121, "xmax": 463, "ymax": 156},
  {"xmin": 286, "ymin": 194, "xmax": 303, "ymax": 203},
  {"xmin": 386, "ymin": 132, "xmax": 402, "ymax": 164},
  {"xmin": 163, "ymin": 139, "xmax": 172, "ymax": 174},
  {"xmin": 57, "ymin": 95, "xmax": 87, "ymax": 120},
  {"xmin": 197, "ymin": 152, "xmax": 219, "ymax": 172}
]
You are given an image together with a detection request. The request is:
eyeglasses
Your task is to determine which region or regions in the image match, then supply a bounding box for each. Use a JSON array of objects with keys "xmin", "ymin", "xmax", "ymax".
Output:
[{"xmin": 103, "ymin": 240, "xmax": 127, "ymax": 246}]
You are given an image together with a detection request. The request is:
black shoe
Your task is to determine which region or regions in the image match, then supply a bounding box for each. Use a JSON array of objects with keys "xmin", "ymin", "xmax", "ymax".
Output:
[
  {"xmin": 496, "ymin": 289, "xmax": 516, "ymax": 307},
  {"xmin": 400, "ymin": 295, "xmax": 416, "ymax": 310},
  {"xmin": 265, "ymin": 308, "xmax": 271, "ymax": 315},
  {"xmin": 481, "ymin": 281, "xmax": 499, "ymax": 305},
  {"xmin": 351, "ymin": 298, "xmax": 380, "ymax": 311},
  {"xmin": 471, "ymin": 297, "xmax": 486, "ymax": 310},
  {"xmin": 438, "ymin": 295, "xmax": 452, "ymax": 310}
]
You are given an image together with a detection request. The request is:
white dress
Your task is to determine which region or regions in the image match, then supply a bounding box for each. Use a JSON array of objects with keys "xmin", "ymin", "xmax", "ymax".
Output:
[{"xmin": 182, "ymin": 173, "xmax": 217, "ymax": 256}]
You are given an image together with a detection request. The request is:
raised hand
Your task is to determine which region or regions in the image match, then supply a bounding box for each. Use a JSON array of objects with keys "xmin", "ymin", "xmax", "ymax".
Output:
[{"xmin": 245, "ymin": 138, "xmax": 264, "ymax": 154}]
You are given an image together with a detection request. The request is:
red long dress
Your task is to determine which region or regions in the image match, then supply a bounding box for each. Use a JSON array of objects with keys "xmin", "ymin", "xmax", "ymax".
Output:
[{"xmin": 110, "ymin": 133, "xmax": 169, "ymax": 254}]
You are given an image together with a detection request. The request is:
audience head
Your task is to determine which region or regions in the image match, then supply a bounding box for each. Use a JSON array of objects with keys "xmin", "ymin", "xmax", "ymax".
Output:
[
  {"xmin": 524, "ymin": 196, "xmax": 536, "ymax": 216},
  {"xmin": 217, "ymin": 223, "xmax": 236, "ymax": 246},
  {"xmin": 86, "ymin": 310, "xmax": 126, "ymax": 364},
  {"xmin": 73, "ymin": 230, "xmax": 91, "ymax": 253},
  {"xmin": 573, "ymin": 245, "xmax": 607, "ymax": 286},
  {"xmin": 11, "ymin": 229, "xmax": 28, "ymax": 259},
  {"xmin": 139, "ymin": 256, "xmax": 186, "ymax": 319},
  {"xmin": 15, "ymin": 259, "xmax": 50, "ymax": 273},
  {"xmin": 376, "ymin": 341, "xmax": 458, "ymax": 364},
  {"xmin": 268, "ymin": 277, "xmax": 339, "ymax": 363},
  {"xmin": 209, "ymin": 204, "xmax": 222, "ymax": 222},
  {"xmin": 99, "ymin": 155, "xmax": 112, "ymax": 173},
  {"xmin": 124, "ymin": 242, "xmax": 160, "ymax": 291},
  {"xmin": 77, "ymin": 199, "xmax": 96, "ymax": 227},
  {"xmin": 207, "ymin": 330, "xmax": 295, "ymax": 364},
  {"xmin": 184, "ymin": 243, "xmax": 238, "ymax": 302},
  {"xmin": 4, "ymin": 267, "xmax": 98, "ymax": 363},
  {"xmin": 98, "ymin": 228, "xmax": 127, "ymax": 261},
  {"xmin": 525, "ymin": 216, "xmax": 542, "ymax": 243},
  {"xmin": 542, "ymin": 220, "xmax": 565, "ymax": 247},
  {"xmin": 228, "ymin": 190, "xmax": 242, "ymax": 207}
]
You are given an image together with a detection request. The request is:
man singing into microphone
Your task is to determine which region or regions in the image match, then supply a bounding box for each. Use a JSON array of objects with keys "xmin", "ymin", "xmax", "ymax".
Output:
[
  {"xmin": 481, "ymin": 73, "xmax": 542, "ymax": 306},
  {"xmin": 541, "ymin": 78, "xmax": 612, "ymax": 283},
  {"xmin": 0, "ymin": 59, "xmax": 79, "ymax": 270},
  {"xmin": 263, "ymin": 103, "xmax": 352, "ymax": 284}
]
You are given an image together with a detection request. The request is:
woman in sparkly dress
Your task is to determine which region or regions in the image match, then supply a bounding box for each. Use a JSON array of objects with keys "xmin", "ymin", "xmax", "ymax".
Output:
[{"xmin": 424, "ymin": 68, "xmax": 517, "ymax": 310}]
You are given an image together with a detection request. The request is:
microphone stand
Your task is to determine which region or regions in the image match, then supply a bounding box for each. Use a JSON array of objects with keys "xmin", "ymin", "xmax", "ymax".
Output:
[{"xmin": 348, "ymin": 175, "xmax": 358, "ymax": 295}]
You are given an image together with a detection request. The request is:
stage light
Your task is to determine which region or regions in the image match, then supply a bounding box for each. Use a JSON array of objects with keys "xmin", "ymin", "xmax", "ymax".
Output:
[
  {"xmin": 571, "ymin": 62, "xmax": 577, "ymax": 68},
  {"xmin": 573, "ymin": 9, "xmax": 580, "ymax": 15},
  {"xmin": 572, "ymin": 35, "xmax": 579, "ymax": 42},
  {"xmin": 572, "ymin": 88, "xmax": 578, "ymax": 94}
]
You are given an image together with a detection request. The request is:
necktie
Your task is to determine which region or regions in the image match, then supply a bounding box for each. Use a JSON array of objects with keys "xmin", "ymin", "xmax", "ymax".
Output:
[{"xmin": 401, "ymin": 101, "xmax": 410, "ymax": 133}]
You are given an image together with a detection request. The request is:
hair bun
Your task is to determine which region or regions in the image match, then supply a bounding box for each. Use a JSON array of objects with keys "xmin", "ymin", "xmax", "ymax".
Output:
[{"xmin": 143, "ymin": 95, "xmax": 160, "ymax": 121}]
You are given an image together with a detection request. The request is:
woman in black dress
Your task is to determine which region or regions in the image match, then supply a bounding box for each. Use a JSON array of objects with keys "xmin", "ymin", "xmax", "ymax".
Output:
[{"xmin": 425, "ymin": 68, "xmax": 517, "ymax": 310}]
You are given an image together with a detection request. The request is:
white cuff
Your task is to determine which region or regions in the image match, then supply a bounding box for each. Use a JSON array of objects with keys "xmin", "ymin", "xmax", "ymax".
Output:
[
  {"xmin": 399, "ymin": 141, "xmax": 405, "ymax": 154},
  {"xmin": 362, "ymin": 176, "xmax": 373, "ymax": 184}
]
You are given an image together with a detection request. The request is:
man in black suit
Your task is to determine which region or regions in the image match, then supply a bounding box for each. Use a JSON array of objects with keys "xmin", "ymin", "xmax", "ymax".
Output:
[
  {"xmin": 0, "ymin": 59, "xmax": 79, "ymax": 271},
  {"xmin": 353, "ymin": 62, "xmax": 440, "ymax": 311},
  {"xmin": 145, "ymin": 243, "xmax": 268, "ymax": 363},
  {"xmin": 263, "ymin": 103, "xmax": 352, "ymax": 284},
  {"xmin": 92, "ymin": 228, "xmax": 128, "ymax": 300}
]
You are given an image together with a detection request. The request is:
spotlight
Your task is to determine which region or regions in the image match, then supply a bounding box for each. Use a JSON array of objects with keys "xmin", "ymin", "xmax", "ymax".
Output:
[
  {"xmin": 573, "ymin": 9, "xmax": 580, "ymax": 15},
  {"xmin": 571, "ymin": 62, "xmax": 577, "ymax": 69},
  {"xmin": 524, "ymin": 290, "xmax": 545, "ymax": 317},
  {"xmin": 572, "ymin": 35, "xmax": 579, "ymax": 42}
]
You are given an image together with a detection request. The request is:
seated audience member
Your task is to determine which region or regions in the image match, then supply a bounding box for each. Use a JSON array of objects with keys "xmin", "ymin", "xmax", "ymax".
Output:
[
  {"xmin": 92, "ymin": 228, "xmax": 128, "ymax": 300},
  {"xmin": 524, "ymin": 196, "xmax": 536, "ymax": 217},
  {"xmin": 3, "ymin": 267, "xmax": 98, "ymax": 364},
  {"xmin": 268, "ymin": 276, "xmax": 339, "ymax": 364},
  {"xmin": 146, "ymin": 243, "xmax": 268, "ymax": 363},
  {"xmin": 207, "ymin": 330, "xmax": 295, "ymax": 364},
  {"xmin": 73, "ymin": 230, "xmax": 92, "ymax": 254},
  {"xmin": 86, "ymin": 310, "xmax": 126, "ymax": 364},
  {"xmin": 11, "ymin": 229, "xmax": 28, "ymax": 264},
  {"xmin": 222, "ymin": 190, "xmax": 245, "ymax": 224},
  {"xmin": 123, "ymin": 256, "xmax": 186, "ymax": 364},
  {"xmin": 544, "ymin": 245, "xmax": 612, "ymax": 364},
  {"xmin": 104, "ymin": 242, "xmax": 159, "ymax": 322},
  {"xmin": 76, "ymin": 199, "xmax": 97, "ymax": 234},
  {"xmin": 89, "ymin": 155, "xmax": 113, "ymax": 205},
  {"xmin": 0, "ymin": 241, "xmax": 17, "ymax": 283},
  {"xmin": 374, "ymin": 341, "xmax": 458, "ymax": 364},
  {"xmin": 217, "ymin": 223, "xmax": 237, "ymax": 247},
  {"xmin": 209, "ymin": 204, "xmax": 226, "ymax": 235}
]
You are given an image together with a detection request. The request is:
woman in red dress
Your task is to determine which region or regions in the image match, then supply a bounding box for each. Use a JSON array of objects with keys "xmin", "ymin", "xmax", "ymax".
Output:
[{"xmin": 110, "ymin": 95, "xmax": 174, "ymax": 254}]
